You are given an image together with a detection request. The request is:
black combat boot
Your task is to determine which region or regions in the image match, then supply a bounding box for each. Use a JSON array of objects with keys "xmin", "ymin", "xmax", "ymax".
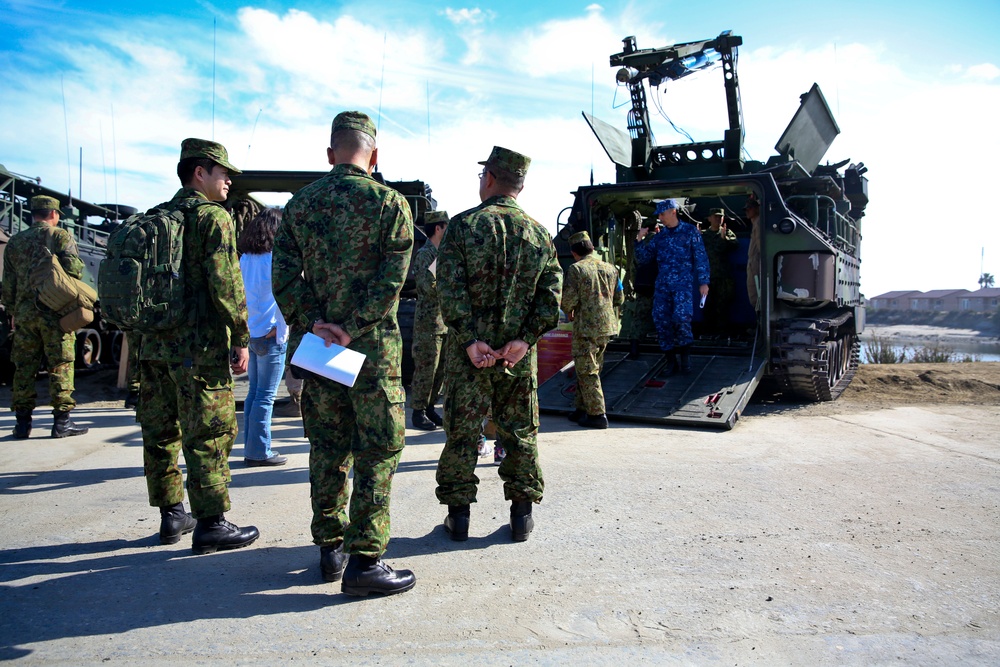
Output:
[
  {"xmin": 124, "ymin": 391, "xmax": 139, "ymax": 410},
  {"xmin": 13, "ymin": 411, "xmax": 32, "ymax": 439},
  {"xmin": 627, "ymin": 339, "xmax": 641, "ymax": 360},
  {"xmin": 662, "ymin": 353, "xmax": 679, "ymax": 377},
  {"xmin": 191, "ymin": 515, "xmax": 260, "ymax": 555},
  {"xmin": 159, "ymin": 502, "xmax": 197, "ymax": 545},
  {"xmin": 567, "ymin": 408, "xmax": 586, "ymax": 423},
  {"xmin": 411, "ymin": 408, "xmax": 437, "ymax": 431},
  {"xmin": 677, "ymin": 346, "xmax": 692, "ymax": 374},
  {"xmin": 51, "ymin": 410, "xmax": 88, "ymax": 438},
  {"xmin": 443, "ymin": 504, "xmax": 470, "ymax": 541},
  {"xmin": 425, "ymin": 406, "xmax": 443, "ymax": 427},
  {"xmin": 341, "ymin": 554, "xmax": 416, "ymax": 597},
  {"xmin": 510, "ymin": 500, "xmax": 535, "ymax": 542},
  {"xmin": 579, "ymin": 413, "xmax": 609, "ymax": 429},
  {"xmin": 320, "ymin": 543, "xmax": 348, "ymax": 582}
]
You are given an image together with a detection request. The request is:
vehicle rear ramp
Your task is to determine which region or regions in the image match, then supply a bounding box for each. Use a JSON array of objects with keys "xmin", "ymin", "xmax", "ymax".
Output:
[{"xmin": 538, "ymin": 350, "xmax": 767, "ymax": 430}]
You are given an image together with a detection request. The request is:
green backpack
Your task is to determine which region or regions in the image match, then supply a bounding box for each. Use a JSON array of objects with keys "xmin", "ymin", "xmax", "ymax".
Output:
[{"xmin": 98, "ymin": 198, "xmax": 205, "ymax": 333}]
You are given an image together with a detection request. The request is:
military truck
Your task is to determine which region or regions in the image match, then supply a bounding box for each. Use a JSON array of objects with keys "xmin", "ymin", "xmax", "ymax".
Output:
[
  {"xmin": 0, "ymin": 163, "xmax": 136, "ymax": 383},
  {"xmin": 225, "ymin": 170, "xmax": 438, "ymax": 384},
  {"xmin": 539, "ymin": 31, "xmax": 869, "ymax": 429}
]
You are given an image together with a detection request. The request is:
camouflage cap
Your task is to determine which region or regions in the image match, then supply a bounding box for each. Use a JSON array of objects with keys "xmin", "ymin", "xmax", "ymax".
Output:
[
  {"xmin": 30, "ymin": 195, "xmax": 61, "ymax": 211},
  {"xmin": 179, "ymin": 138, "xmax": 242, "ymax": 174},
  {"xmin": 424, "ymin": 210, "xmax": 449, "ymax": 225},
  {"xmin": 654, "ymin": 199, "xmax": 680, "ymax": 215},
  {"xmin": 332, "ymin": 111, "xmax": 376, "ymax": 140},
  {"xmin": 478, "ymin": 146, "xmax": 531, "ymax": 177},
  {"xmin": 709, "ymin": 208, "xmax": 726, "ymax": 217},
  {"xmin": 569, "ymin": 231, "xmax": 591, "ymax": 245}
]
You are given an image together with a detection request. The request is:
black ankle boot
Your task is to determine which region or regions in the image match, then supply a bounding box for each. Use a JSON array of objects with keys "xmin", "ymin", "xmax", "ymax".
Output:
[
  {"xmin": 159, "ymin": 502, "xmax": 197, "ymax": 545},
  {"xmin": 443, "ymin": 504, "xmax": 470, "ymax": 541},
  {"xmin": 579, "ymin": 413, "xmax": 609, "ymax": 429},
  {"xmin": 510, "ymin": 501, "xmax": 535, "ymax": 542},
  {"xmin": 568, "ymin": 408, "xmax": 586, "ymax": 423},
  {"xmin": 13, "ymin": 411, "xmax": 32, "ymax": 439},
  {"xmin": 678, "ymin": 346, "xmax": 692, "ymax": 374},
  {"xmin": 341, "ymin": 554, "xmax": 416, "ymax": 597},
  {"xmin": 191, "ymin": 514, "xmax": 260, "ymax": 555},
  {"xmin": 320, "ymin": 544, "xmax": 348, "ymax": 582},
  {"xmin": 411, "ymin": 408, "xmax": 437, "ymax": 431},
  {"xmin": 51, "ymin": 410, "xmax": 88, "ymax": 438},
  {"xmin": 425, "ymin": 406, "xmax": 443, "ymax": 427}
]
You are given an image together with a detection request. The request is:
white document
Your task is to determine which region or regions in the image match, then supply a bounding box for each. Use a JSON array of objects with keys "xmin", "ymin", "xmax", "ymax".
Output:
[
  {"xmin": 428, "ymin": 258, "xmax": 437, "ymax": 277},
  {"xmin": 291, "ymin": 332, "xmax": 366, "ymax": 388}
]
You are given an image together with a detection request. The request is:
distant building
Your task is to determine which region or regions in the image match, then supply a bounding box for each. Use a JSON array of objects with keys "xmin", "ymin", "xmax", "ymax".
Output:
[
  {"xmin": 959, "ymin": 288, "xmax": 1000, "ymax": 312},
  {"xmin": 869, "ymin": 290, "xmax": 920, "ymax": 310},
  {"xmin": 908, "ymin": 289, "xmax": 969, "ymax": 311}
]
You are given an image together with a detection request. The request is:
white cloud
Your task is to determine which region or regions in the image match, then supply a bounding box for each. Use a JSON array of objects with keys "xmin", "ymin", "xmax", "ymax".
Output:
[
  {"xmin": 965, "ymin": 62, "xmax": 1000, "ymax": 80},
  {"xmin": 443, "ymin": 8, "xmax": 494, "ymax": 26}
]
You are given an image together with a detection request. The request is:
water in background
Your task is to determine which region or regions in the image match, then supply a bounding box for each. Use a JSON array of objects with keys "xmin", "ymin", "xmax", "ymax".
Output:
[{"xmin": 861, "ymin": 329, "xmax": 1000, "ymax": 362}]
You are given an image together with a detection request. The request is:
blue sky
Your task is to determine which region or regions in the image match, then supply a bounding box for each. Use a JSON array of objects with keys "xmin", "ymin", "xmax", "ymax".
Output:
[{"xmin": 2, "ymin": 0, "xmax": 999, "ymax": 298}]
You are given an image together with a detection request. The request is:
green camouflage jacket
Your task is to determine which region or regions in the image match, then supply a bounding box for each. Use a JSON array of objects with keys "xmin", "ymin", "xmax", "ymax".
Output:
[
  {"xmin": 437, "ymin": 194, "xmax": 562, "ymax": 377},
  {"xmin": 141, "ymin": 188, "xmax": 249, "ymax": 366},
  {"xmin": 2, "ymin": 221, "xmax": 84, "ymax": 320},
  {"xmin": 562, "ymin": 253, "xmax": 624, "ymax": 339},
  {"xmin": 273, "ymin": 163, "xmax": 413, "ymax": 380},
  {"xmin": 413, "ymin": 242, "xmax": 447, "ymax": 335}
]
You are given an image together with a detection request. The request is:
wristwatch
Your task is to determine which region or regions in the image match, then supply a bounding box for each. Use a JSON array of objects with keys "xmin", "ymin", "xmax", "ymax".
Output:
[{"xmin": 462, "ymin": 339, "xmax": 478, "ymax": 349}]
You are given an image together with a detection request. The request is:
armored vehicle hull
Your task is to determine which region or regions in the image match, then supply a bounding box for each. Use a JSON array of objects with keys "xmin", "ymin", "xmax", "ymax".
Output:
[{"xmin": 540, "ymin": 32, "xmax": 869, "ymax": 429}]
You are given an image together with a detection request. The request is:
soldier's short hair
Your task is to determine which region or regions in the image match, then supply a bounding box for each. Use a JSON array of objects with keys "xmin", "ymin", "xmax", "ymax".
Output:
[
  {"xmin": 488, "ymin": 167, "xmax": 525, "ymax": 191},
  {"xmin": 177, "ymin": 157, "xmax": 221, "ymax": 185},
  {"xmin": 331, "ymin": 129, "xmax": 376, "ymax": 155},
  {"xmin": 571, "ymin": 239, "xmax": 594, "ymax": 257}
]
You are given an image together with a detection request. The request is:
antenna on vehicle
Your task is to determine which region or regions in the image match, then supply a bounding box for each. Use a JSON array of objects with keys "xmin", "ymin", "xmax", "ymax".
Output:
[
  {"xmin": 212, "ymin": 18, "xmax": 217, "ymax": 140},
  {"xmin": 101, "ymin": 121, "xmax": 109, "ymax": 205},
  {"xmin": 247, "ymin": 107, "xmax": 262, "ymax": 164},
  {"xmin": 377, "ymin": 32, "xmax": 387, "ymax": 136},
  {"xmin": 62, "ymin": 75, "xmax": 72, "ymax": 202},
  {"xmin": 112, "ymin": 103, "xmax": 119, "ymax": 212}
]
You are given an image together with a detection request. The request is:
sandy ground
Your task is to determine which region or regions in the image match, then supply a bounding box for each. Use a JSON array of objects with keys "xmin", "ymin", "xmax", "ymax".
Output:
[{"xmin": 1, "ymin": 363, "xmax": 999, "ymax": 665}]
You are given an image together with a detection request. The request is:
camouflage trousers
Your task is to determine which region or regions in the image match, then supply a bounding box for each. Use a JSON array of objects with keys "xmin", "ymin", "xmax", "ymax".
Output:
[
  {"xmin": 126, "ymin": 333, "xmax": 141, "ymax": 393},
  {"xmin": 137, "ymin": 360, "xmax": 236, "ymax": 518},
  {"xmin": 302, "ymin": 374, "xmax": 406, "ymax": 557},
  {"xmin": 652, "ymin": 285, "xmax": 695, "ymax": 352},
  {"xmin": 10, "ymin": 313, "xmax": 76, "ymax": 413},
  {"xmin": 410, "ymin": 329, "xmax": 446, "ymax": 411},
  {"xmin": 620, "ymin": 294, "xmax": 656, "ymax": 341},
  {"xmin": 436, "ymin": 368, "xmax": 543, "ymax": 506},
  {"xmin": 572, "ymin": 335, "xmax": 610, "ymax": 416}
]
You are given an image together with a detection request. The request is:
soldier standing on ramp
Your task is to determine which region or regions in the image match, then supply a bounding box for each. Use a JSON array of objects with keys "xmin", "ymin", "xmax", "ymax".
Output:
[
  {"xmin": 3, "ymin": 195, "xmax": 89, "ymax": 439},
  {"xmin": 435, "ymin": 146, "xmax": 562, "ymax": 543},
  {"xmin": 273, "ymin": 111, "xmax": 416, "ymax": 597},
  {"xmin": 561, "ymin": 230, "xmax": 624, "ymax": 429}
]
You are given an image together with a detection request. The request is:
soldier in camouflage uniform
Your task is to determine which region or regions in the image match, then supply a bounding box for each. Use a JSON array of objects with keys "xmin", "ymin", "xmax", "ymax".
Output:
[
  {"xmin": 700, "ymin": 208, "xmax": 739, "ymax": 335},
  {"xmin": 435, "ymin": 146, "xmax": 562, "ymax": 543},
  {"xmin": 409, "ymin": 210, "xmax": 449, "ymax": 431},
  {"xmin": 634, "ymin": 199, "xmax": 710, "ymax": 374},
  {"xmin": 3, "ymin": 195, "xmax": 89, "ymax": 439},
  {"xmin": 138, "ymin": 138, "xmax": 259, "ymax": 554},
  {"xmin": 744, "ymin": 196, "xmax": 762, "ymax": 311},
  {"xmin": 561, "ymin": 231, "xmax": 624, "ymax": 429},
  {"xmin": 272, "ymin": 111, "xmax": 416, "ymax": 597}
]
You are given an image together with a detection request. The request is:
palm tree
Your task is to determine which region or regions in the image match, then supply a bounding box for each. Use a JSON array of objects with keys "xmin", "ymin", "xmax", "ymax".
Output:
[{"xmin": 979, "ymin": 272, "xmax": 995, "ymax": 289}]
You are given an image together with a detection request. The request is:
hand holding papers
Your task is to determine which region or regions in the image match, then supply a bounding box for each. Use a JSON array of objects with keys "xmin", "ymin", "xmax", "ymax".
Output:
[{"xmin": 291, "ymin": 332, "xmax": 366, "ymax": 388}]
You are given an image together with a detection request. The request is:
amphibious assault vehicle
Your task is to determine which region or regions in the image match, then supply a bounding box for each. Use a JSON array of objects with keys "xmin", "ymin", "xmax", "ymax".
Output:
[
  {"xmin": 0, "ymin": 163, "xmax": 136, "ymax": 382},
  {"xmin": 539, "ymin": 31, "xmax": 869, "ymax": 429}
]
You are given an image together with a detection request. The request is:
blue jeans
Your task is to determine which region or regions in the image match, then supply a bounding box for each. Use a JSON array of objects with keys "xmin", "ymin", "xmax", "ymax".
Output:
[{"xmin": 243, "ymin": 336, "xmax": 287, "ymax": 461}]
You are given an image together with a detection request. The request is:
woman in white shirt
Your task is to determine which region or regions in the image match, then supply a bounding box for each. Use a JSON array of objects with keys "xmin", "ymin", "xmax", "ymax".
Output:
[{"xmin": 237, "ymin": 208, "xmax": 289, "ymax": 466}]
